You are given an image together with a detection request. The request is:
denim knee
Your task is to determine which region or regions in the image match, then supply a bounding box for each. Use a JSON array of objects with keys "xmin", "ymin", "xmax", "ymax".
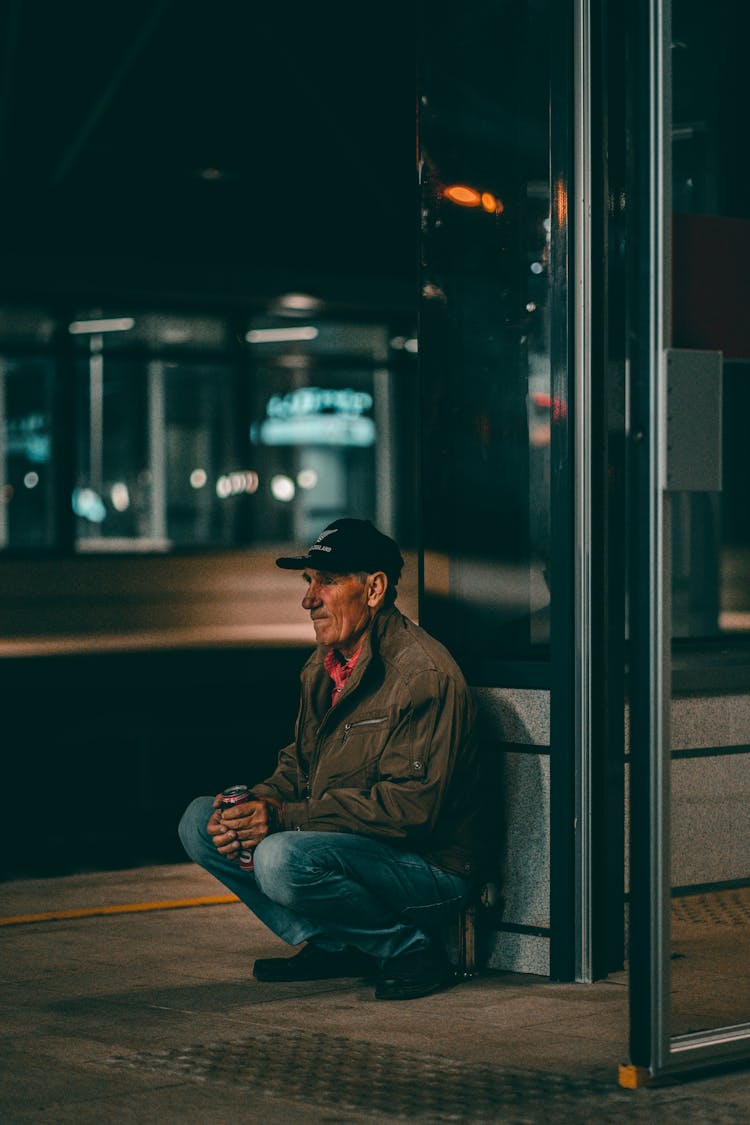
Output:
[
  {"xmin": 253, "ymin": 831, "xmax": 311, "ymax": 907},
  {"xmin": 177, "ymin": 795, "xmax": 215, "ymax": 860}
]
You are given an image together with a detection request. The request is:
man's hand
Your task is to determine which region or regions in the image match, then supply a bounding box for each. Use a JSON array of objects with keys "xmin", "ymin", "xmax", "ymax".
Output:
[{"xmin": 207, "ymin": 793, "xmax": 279, "ymax": 856}]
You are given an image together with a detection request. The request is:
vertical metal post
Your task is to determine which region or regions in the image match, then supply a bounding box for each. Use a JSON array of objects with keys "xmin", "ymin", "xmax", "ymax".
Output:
[
  {"xmin": 148, "ymin": 361, "xmax": 167, "ymax": 543},
  {"xmin": 650, "ymin": 0, "xmax": 672, "ymax": 1072},
  {"xmin": 567, "ymin": 0, "xmax": 628, "ymax": 986},
  {"xmin": 373, "ymin": 328, "xmax": 394, "ymax": 537},
  {"xmin": 573, "ymin": 0, "xmax": 594, "ymax": 984},
  {"xmin": 627, "ymin": 0, "xmax": 671, "ymax": 1074},
  {"xmin": 549, "ymin": 0, "xmax": 576, "ymax": 982},
  {"xmin": 373, "ymin": 366, "xmax": 395, "ymax": 537},
  {"xmin": 89, "ymin": 334, "xmax": 104, "ymax": 494},
  {"xmin": 53, "ymin": 317, "xmax": 77, "ymax": 553}
]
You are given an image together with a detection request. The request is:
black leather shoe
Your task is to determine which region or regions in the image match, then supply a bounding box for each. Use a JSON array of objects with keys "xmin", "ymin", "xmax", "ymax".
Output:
[
  {"xmin": 374, "ymin": 943, "xmax": 452, "ymax": 1001},
  {"xmin": 253, "ymin": 943, "xmax": 376, "ymax": 982}
]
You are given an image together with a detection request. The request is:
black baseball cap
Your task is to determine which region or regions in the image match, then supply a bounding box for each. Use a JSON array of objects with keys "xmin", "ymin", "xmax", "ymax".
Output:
[{"xmin": 276, "ymin": 518, "xmax": 404, "ymax": 584}]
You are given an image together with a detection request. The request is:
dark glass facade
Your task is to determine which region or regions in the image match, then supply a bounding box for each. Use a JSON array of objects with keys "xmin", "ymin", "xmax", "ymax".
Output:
[
  {"xmin": 671, "ymin": 0, "xmax": 750, "ymax": 638},
  {"xmin": 418, "ymin": 0, "xmax": 552, "ymax": 677},
  {"xmin": 0, "ymin": 307, "xmax": 418, "ymax": 557}
]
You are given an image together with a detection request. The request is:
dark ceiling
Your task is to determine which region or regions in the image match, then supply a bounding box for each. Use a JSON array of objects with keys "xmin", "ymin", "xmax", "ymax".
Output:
[{"xmin": 0, "ymin": 0, "xmax": 417, "ymax": 309}]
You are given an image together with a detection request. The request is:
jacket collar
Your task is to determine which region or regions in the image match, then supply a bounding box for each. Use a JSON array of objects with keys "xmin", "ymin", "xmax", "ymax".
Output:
[{"xmin": 306, "ymin": 604, "xmax": 400, "ymax": 687}]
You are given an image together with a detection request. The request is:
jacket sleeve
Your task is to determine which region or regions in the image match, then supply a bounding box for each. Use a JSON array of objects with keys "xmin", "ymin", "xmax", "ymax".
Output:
[
  {"xmin": 278, "ymin": 668, "xmax": 474, "ymax": 842},
  {"xmin": 250, "ymin": 740, "xmax": 301, "ymax": 803}
]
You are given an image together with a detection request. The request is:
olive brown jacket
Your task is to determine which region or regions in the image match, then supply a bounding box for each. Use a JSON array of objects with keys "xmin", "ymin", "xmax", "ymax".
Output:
[{"xmin": 251, "ymin": 604, "xmax": 483, "ymax": 879}]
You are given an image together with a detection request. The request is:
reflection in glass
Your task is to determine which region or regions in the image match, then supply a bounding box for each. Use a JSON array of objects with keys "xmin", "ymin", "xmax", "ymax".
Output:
[
  {"xmin": 0, "ymin": 358, "xmax": 54, "ymax": 548},
  {"xmin": 59, "ymin": 311, "xmax": 417, "ymax": 556},
  {"xmin": 418, "ymin": 0, "xmax": 552, "ymax": 675},
  {"xmin": 163, "ymin": 362, "xmax": 247, "ymax": 547},
  {"xmin": 669, "ymin": 0, "xmax": 750, "ymax": 1042},
  {"xmin": 75, "ymin": 346, "xmax": 152, "ymax": 548},
  {"xmin": 0, "ymin": 305, "xmax": 418, "ymax": 559},
  {"xmin": 247, "ymin": 320, "xmax": 389, "ymax": 547},
  {"xmin": 671, "ymin": 0, "xmax": 750, "ymax": 637}
]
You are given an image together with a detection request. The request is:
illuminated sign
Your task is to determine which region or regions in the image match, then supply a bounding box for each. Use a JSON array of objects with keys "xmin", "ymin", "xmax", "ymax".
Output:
[
  {"xmin": 251, "ymin": 387, "xmax": 376, "ymax": 447},
  {"xmin": 6, "ymin": 413, "xmax": 50, "ymax": 462}
]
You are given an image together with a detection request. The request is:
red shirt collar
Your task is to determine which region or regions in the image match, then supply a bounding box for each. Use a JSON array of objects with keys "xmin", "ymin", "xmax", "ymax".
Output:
[{"xmin": 324, "ymin": 645, "xmax": 363, "ymax": 704}]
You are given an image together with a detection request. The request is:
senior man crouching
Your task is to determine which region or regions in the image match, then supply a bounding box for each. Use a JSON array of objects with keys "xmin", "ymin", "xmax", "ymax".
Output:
[{"xmin": 178, "ymin": 517, "xmax": 483, "ymax": 1000}]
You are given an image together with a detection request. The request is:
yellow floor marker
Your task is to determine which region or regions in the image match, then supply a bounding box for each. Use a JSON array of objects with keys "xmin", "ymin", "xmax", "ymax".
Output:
[
  {"xmin": 0, "ymin": 894, "xmax": 239, "ymax": 927},
  {"xmin": 618, "ymin": 1064, "xmax": 652, "ymax": 1089}
]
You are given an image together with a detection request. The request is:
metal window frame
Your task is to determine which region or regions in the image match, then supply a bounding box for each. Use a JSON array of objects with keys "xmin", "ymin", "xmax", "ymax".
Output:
[
  {"xmin": 628, "ymin": 0, "xmax": 750, "ymax": 1079},
  {"xmin": 572, "ymin": 0, "xmax": 595, "ymax": 984},
  {"xmin": 548, "ymin": 0, "xmax": 577, "ymax": 982},
  {"xmin": 551, "ymin": 0, "xmax": 626, "ymax": 986}
]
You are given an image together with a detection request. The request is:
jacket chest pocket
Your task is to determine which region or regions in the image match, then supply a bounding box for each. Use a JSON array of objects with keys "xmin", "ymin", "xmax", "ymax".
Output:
[
  {"xmin": 342, "ymin": 715, "xmax": 388, "ymax": 745},
  {"xmin": 315, "ymin": 714, "xmax": 390, "ymax": 791}
]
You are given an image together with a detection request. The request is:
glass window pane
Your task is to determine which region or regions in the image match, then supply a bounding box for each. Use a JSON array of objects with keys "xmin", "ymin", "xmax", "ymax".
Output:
[
  {"xmin": 668, "ymin": 0, "xmax": 750, "ymax": 1049},
  {"xmin": 0, "ymin": 357, "xmax": 55, "ymax": 548},
  {"xmin": 0, "ymin": 306, "xmax": 418, "ymax": 562},
  {"xmin": 73, "ymin": 354, "xmax": 245, "ymax": 551},
  {"xmin": 164, "ymin": 362, "xmax": 244, "ymax": 547},
  {"xmin": 247, "ymin": 320, "xmax": 387, "ymax": 546},
  {"xmin": 671, "ymin": 0, "xmax": 750, "ymax": 637},
  {"xmin": 721, "ymin": 361, "xmax": 750, "ymax": 630},
  {"xmin": 418, "ymin": 0, "xmax": 552, "ymax": 674},
  {"xmin": 69, "ymin": 310, "xmax": 229, "ymax": 353},
  {"xmin": 0, "ymin": 309, "xmax": 55, "ymax": 347},
  {"xmin": 74, "ymin": 356, "xmax": 151, "ymax": 547}
]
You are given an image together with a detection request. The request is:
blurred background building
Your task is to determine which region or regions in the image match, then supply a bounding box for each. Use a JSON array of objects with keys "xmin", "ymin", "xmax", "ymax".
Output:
[{"xmin": 0, "ymin": 0, "xmax": 420, "ymax": 879}]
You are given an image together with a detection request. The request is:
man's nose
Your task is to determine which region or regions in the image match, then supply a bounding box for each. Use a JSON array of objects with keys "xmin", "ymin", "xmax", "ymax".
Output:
[{"xmin": 302, "ymin": 585, "xmax": 320, "ymax": 609}]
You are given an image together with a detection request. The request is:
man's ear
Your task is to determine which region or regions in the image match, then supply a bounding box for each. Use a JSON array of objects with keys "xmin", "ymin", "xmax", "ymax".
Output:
[{"xmin": 366, "ymin": 571, "xmax": 388, "ymax": 608}]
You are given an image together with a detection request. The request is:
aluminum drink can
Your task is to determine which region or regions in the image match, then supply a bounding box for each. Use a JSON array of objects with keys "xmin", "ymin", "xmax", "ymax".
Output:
[{"xmin": 220, "ymin": 784, "xmax": 255, "ymax": 871}]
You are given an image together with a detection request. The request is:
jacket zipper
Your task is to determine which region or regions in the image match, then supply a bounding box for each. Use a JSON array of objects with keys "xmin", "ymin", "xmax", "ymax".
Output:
[
  {"xmin": 341, "ymin": 716, "xmax": 387, "ymax": 745},
  {"xmin": 304, "ymin": 654, "xmax": 376, "ymax": 795},
  {"xmin": 302, "ymin": 697, "xmax": 337, "ymax": 799}
]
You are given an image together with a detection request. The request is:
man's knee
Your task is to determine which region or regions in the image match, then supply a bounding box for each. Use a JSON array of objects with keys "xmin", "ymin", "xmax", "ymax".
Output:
[
  {"xmin": 253, "ymin": 831, "xmax": 319, "ymax": 905},
  {"xmin": 178, "ymin": 795, "xmax": 215, "ymax": 860}
]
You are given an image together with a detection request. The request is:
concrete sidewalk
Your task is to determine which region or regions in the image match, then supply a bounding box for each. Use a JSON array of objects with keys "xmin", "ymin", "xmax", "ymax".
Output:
[{"xmin": 1, "ymin": 863, "xmax": 748, "ymax": 1123}]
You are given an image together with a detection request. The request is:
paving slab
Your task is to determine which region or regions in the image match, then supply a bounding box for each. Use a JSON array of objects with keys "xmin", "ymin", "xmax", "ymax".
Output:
[{"xmin": 2, "ymin": 863, "xmax": 750, "ymax": 1123}]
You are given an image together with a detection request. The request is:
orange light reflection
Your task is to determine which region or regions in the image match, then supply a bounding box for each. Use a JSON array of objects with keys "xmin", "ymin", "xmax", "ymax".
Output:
[{"xmin": 444, "ymin": 184, "xmax": 482, "ymax": 207}]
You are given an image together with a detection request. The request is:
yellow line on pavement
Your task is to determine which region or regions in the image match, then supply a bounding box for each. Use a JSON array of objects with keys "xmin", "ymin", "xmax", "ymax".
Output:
[{"xmin": 0, "ymin": 894, "xmax": 240, "ymax": 927}]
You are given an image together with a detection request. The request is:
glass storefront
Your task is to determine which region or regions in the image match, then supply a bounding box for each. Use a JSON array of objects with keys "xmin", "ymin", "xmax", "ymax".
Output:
[
  {"xmin": 668, "ymin": 0, "xmax": 750, "ymax": 1047},
  {"xmin": 418, "ymin": 0, "xmax": 552, "ymax": 677},
  {"xmin": 627, "ymin": 0, "xmax": 750, "ymax": 1080},
  {"xmin": 671, "ymin": 0, "xmax": 750, "ymax": 638},
  {"xmin": 0, "ymin": 306, "xmax": 418, "ymax": 557},
  {"xmin": 246, "ymin": 319, "xmax": 405, "ymax": 547},
  {"xmin": 0, "ymin": 356, "xmax": 55, "ymax": 549}
]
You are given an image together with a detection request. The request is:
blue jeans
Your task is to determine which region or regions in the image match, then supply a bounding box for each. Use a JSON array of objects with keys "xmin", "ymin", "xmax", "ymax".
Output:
[{"xmin": 178, "ymin": 796, "xmax": 470, "ymax": 962}]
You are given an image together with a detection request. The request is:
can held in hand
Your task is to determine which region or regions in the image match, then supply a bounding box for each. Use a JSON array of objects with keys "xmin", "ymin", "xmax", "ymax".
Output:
[{"xmin": 220, "ymin": 784, "xmax": 255, "ymax": 871}]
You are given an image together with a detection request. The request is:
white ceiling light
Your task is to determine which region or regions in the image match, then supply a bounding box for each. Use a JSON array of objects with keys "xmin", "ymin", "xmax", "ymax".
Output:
[
  {"xmin": 69, "ymin": 317, "xmax": 135, "ymax": 335},
  {"xmin": 246, "ymin": 326, "xmax": 319, "ymax": 344}
]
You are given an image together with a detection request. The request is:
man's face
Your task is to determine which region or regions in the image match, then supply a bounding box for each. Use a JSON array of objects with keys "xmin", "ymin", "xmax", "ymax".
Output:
[{"xmin": 301, "ymin": 569, "xmax": 373, "ymax": 658}]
